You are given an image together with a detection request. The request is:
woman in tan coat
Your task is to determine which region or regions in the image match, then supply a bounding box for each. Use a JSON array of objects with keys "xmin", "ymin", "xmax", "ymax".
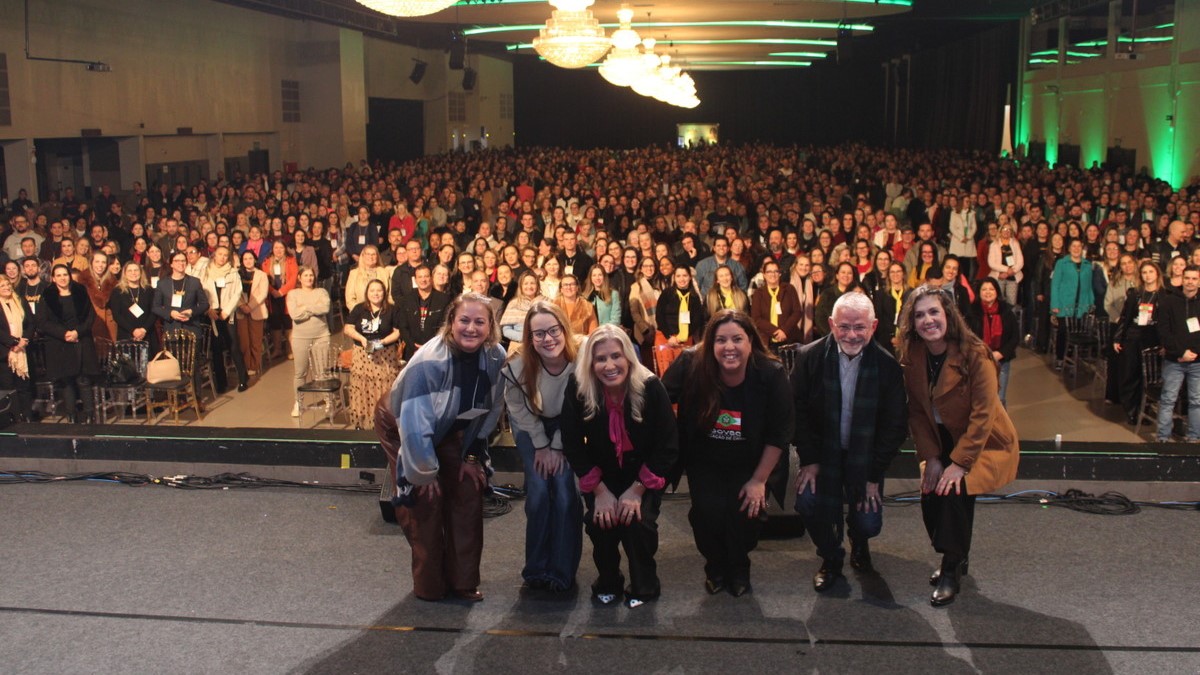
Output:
[{"xmin": 898, "ymin": 285, "xmax": 1019, "ymax": 608}]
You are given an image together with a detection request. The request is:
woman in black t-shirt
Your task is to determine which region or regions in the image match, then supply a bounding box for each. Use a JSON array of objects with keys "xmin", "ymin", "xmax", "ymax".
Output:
[
  {"xmin": 344, "ymin": 278, "xmax": 402, "ymax": 429},
  {"xmin": 662, "ymin": 309, "xmax": 793, "ymax": 597}
]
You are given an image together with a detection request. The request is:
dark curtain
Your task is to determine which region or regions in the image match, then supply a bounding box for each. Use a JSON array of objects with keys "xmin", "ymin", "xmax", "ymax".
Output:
[
  {"xmin": 906, "ymin": 22, "xmax": 1018, "ymax": 152},
  {"xmin": 513, "ymin": 57, "xmax": 886, "ymax": 148}
]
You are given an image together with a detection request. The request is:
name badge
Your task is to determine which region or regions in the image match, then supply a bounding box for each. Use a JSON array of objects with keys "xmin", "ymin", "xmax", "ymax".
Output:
[
  {"xmin": 358, "ymin": 235, "xmax": 366, "ymax": 245},
  {"xmin": 679, "ymin": 310, "xmax": 691, "ymax": 325},
  {"xmin": 151, "ymin": 277, "xmax": 159, "ymax": 288},
  {"xmin": 456, "ymin": 407, "xmax": 490, "ymax": 421},
  {"xmin": 273, "ymin": 264, "xmax": 282, "ymax": 276},
  {"xmin": 1189, "ymin": 317, "xmax": 1200, "ymax": 333},
  {"xmin": 411, "ymin": 277, "xmax": 418, "ymax": 288},
  {"xmin": 1171, "ymin": 251, "xmax": 1180, "ymax": 259},
  {"xmin": 171, "ymin": 293, "xmax": 184, "ymax": 308},
  {"xmin": 564, "ymin": 265, "xmax": 573, "ymax": 276},
  {"xmin": 1136, "ymin": 303, "xmax": 1153, "ymax": 326},
  {"xmin": 216, "ymin": 278, "xmax": 226, "ymax": 288},
  {"xmin": 772, "ymin": 302, "xmax": 782, "ymax": 316},
  {"xmin": 130, "ymin": 304, "xmax": 145, "ymax": 318},
  {"xmin": 1004, "ymin": 255, "xmax": 1014, "ymax": 266}
]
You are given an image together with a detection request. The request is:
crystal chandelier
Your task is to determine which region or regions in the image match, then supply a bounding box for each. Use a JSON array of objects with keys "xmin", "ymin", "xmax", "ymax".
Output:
[
  {"xmin": 533, "ymin": 0, "xmax": 612, "ymax": 69},
  {"xmin": 598, "ymin": 6, "xmax": 644, "ymax": 86},
  {"xmin": 355, "ymin": 0, "xmax": 458, "ymax": 17}
]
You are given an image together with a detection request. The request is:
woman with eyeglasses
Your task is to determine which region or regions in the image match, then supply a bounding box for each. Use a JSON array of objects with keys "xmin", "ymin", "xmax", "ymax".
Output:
[
  {"xmin": 561, "ymin": 325, "xmax": 678, "ymax": 608},
  {"xmin": 553, "ymin": 274, "xmax": 598, "ymax": 337},
  {"xmin": 503, "ymin": 301, "xmax": 583, "ymax": 593},
  {"xmin": 897, "ymin": 285, "xmax": 1019, "ymax": 607},
  {"xmin": 662, "ymin": 309, "xmax": 791, "ymax": 597},
  {"xmin": 750, "ymin": 259, "xmax": 803, "ymax": 347}
]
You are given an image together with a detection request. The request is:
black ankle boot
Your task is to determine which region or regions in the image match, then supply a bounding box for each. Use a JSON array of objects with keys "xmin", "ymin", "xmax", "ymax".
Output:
[
  {"xmin": 931, "ymin": 558, "xmax": 962, "ymax": 607},
  {"xmin": 929, "ymin": 557, "xmax": 968, "ymax": 586}
]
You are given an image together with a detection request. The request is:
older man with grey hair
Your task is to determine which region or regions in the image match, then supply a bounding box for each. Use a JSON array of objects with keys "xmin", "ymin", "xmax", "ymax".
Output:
[{"xmin": 791, "ymin": 291, "xmax": 908, "ymax": 592}]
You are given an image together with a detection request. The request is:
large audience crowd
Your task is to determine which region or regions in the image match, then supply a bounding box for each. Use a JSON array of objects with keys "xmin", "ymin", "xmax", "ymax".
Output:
[{"xmin": 1, "ymin": 142, "xmax": 1198, "ymax": 429}]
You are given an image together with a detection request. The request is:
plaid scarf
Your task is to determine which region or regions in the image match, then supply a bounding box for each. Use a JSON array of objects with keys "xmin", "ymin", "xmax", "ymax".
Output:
[{"xmin": 817, "ymin": 337, "xmax": 880, "ymax": 520}]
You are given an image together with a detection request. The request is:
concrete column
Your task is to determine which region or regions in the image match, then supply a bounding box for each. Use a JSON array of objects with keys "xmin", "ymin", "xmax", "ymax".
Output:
[
  {"xmin": 116, "ymin": 136, "xmax": 145, "ymax": 191},
  {"xmin": 206, "ymin": 133, "xmax": 223, "ymax": 182},
  {"xmin": 2, "ymin": 139, "xmax": 38, "ymax": 203}
]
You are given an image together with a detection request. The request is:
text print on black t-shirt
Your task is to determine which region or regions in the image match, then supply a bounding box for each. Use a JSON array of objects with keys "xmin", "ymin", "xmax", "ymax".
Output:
[{"xmin": 709, "ymin": 409, "xmax": 744, "ymax": 442}]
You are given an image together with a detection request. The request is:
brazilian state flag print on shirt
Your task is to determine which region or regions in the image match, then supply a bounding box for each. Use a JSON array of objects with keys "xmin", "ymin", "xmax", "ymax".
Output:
[{"xmin": 709, "ymin": 409, "xmax": 744, "ymax": 442}]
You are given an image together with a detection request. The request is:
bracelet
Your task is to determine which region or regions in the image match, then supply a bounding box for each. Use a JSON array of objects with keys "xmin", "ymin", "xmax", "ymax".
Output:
[{"xmin": 464, "ymin": 455, "xmax": 479, "ymax": 465}]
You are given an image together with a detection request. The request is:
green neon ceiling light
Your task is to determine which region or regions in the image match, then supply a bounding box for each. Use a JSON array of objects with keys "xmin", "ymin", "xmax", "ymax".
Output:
[
  {"xmin": 767, "ymin": 52, "xmax": 828, "ymax": 58},
  {"xmin": 1073, "ymin": 35, "xmax": 1172, "ymax": 47},
  {"xmin": 508, "ymin": 38, "xmax": 839, "ymax": 51},
  {"xmin": 1029, "ymin": 50, "xmax": 1100, "ymax": 58},
  {"xmin": 691, "ymin": 60, "xmax": 813, "ymax": 67},
  {"xmin": 466, "ymin": 20, "xmax": 875, "ymax": 37}
]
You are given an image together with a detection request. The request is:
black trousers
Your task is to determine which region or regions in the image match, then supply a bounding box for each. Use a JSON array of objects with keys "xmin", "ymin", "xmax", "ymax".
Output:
[
  {"xmin": 211, "ymin": 321, "xmax": 248, "ymax": 391},
  {"xmin": 583, "ymin": 488, "xmax": 662, "ymax": 600},
  {"xmin": 58, "ymin": 375, "xmax": 95, "ymax": 423},
  {"xmin": 921, "ymin": 425, "xmax": 977, "ymax": 563},
  {"xmin": 687, "ymin": 464, "xmax": 762, "ymax": 584},
  {"xmin": 0, "ymin": 362, "xmax": 34, "ymax": 421}
]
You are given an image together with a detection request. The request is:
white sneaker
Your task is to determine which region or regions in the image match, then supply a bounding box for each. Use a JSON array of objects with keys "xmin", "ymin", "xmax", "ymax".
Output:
[{"xmin": 291, "ymin": 402, "xmax": 300, "ymax": 417}]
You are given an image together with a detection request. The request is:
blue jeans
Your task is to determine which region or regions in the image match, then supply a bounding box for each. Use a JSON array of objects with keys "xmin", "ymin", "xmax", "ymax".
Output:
[
  {"xmin": 998, "ymin": 360, "xmax": 1012, "ymax": 407},
  {"xmin": 1157, "ymin": 361, "xmax": 1200, "ymax": 441},
  {"xmin": 795, "ymin": 481, "xmax": 884, "ymax": 563},
  {"xmin": 517, "ymin": 429, "xmax": 583, "ymax": 589}
]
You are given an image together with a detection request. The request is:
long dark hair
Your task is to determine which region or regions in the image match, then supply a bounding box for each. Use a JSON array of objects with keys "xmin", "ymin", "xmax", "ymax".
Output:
[{"xmin": 688, "ymin": 309, "xmax": 776, "ymax": 428}]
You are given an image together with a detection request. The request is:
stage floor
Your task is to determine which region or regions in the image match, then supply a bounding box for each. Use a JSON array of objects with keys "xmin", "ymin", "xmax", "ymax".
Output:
[{"xmin": 0, "ymin": 482, "xmax": 1195, "ymax": 674}]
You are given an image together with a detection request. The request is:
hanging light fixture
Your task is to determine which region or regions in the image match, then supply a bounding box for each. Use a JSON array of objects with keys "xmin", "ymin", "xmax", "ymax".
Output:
[
  {"xmin": 533, "ymin": 0, "xmax": 612, "ymax": 69},
  {"xmin": 598, "ymin": 5, "xmax": 644, "ymax": 87},
  {"xmin": 355, "ymin": 0, "xmax": 458, "ymax": 17}
]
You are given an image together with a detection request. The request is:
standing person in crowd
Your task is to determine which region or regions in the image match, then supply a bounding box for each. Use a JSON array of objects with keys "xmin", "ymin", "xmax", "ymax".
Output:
[
  {"xmin": 662, "ymin": 310, "xmax": 792, "ymax": 597},
  {"xmin": 948, "ymin": 196, "xmax": 978, "ymax": 279},
  {"xmin": 344, "ymin": 278, "xmax": 402, "ymax": 429},
  {"xmin": 202, "ymin": 246, "xmax": 249, "ymax": 394},
  {"xmin": 561, "ymin": 325, "xmax": 678, "ymax": 608},
  {"xmin": 396, "ymin": 265, "xmax": 451, "ymax": 361},
  {"xmin": 553, "ymin": 274, "xmax": 598, "ymax": 337},
  {"xmin": 584, "ymin": 265, "xmax": 621, "ymax": 327},
  {"xmin": 813, "ymin": 262, "xmax": 862, "ymax": 338},
  {"xmin": 286, "ymin": 265, "xmax": 331, "ymax": 417},
  {"xmin": 788, "ymin": 255, "xmax": 816, "ymax": 344},
  {"xmin": 898, "ymin": 284, "xmax": 1020, "ymax": 607},
  {"xmin": 1031, "ymin": 232, "xmax": 1065, "ymax": 352},
  {"xmin": 0, "ymin": 277, "xmax": 34, "ymax": 423},
  {"xmin": 750, "ymin": 259, "xmax": 803, "ymax": 348},
  {"xmin": 969, "ymin": 278, "xmax": 1019, "ymax": 407},
  {"xmin": 1112, "ymin": 259, "xmax": 1163, "ymax": 425},
  {"xmin": 39, "ymin": 264, "xmax": 101, "ymax": 423},
  {"xmin": 704, "ymin": 265, "xmax": 750, "ymax": 317},
  {"xmin": 1154, "ymin": 265, "xmax": 1200, "ymax": 442},
  {"xmin": 108, "ymin": 262, "xmax": 158, "ymax": 352},
  {"xmin": 1102, "ymin": 254, "xmax": 1139, "ymax": 407},
  {"xmin": 344, "ymin": 245, "xmax": 389, "ymax": 312},
  {"xmin": 500, "ymin": 271, "xmax": 543, "ymax": 344},
  {"xmin": 236, "ymin": 250, "xmax": 269, "ymax": 380},
  {"xmin": 503, "ymin": 301, "xmax": 583, "ymax": 593},
  {"xmin": 987, "ymin": 225, "xmax": 1023, "ymax": 307},
  {"xmin": 262, "ymin": 240, "xmax": 298, "ymax": 360},
  {"xmin": 152, "ymin": 251, "xmax": 210, "ymax": 408},
  {"xmin": 1049, "ymin": 238, "xmax": 1095, "ymax": 366},
  {"xmin": 654, "ymin": 266, "xmax": 706, "ymax": 373},
  {"xmin": 873, "ymin": 262, "xmax": 909, "ymax": 355},
  {"xmin": 390, "ymin": 293, "xmax": 506, "ymax": 601},
  {"xmin": 630, "ymin": 257, "xmax": 660, "ymax": 369},
  {"xmin": 793, "ymin": 293, "xmax": 908, "ymax": 592},
  {"xmin": 78, "ymin": 250, "xmax": 117, "ymax": 348}
]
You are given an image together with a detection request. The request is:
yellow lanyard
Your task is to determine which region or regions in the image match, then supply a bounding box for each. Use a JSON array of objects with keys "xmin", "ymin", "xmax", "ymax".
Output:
[
  {"xmin": 768, "ymin": 287, "xmax": 780, "ymax": 326},
  {"xmin": 677, "ymin": 290, "xmax": 690, "ymax": 341}
]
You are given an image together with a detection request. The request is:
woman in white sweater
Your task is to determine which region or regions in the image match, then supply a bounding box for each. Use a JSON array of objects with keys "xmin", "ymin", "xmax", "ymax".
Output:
[
  {"xmin": 987, "ymin": 224, "xmax": 1024, "ymax": 307},
  {"xmin": 286, "ymin": 265, "xmax": 331, "ymax": 416}
]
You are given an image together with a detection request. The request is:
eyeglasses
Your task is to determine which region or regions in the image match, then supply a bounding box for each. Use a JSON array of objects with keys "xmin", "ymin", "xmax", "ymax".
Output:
[{"xmin": 530, "ymin": 324, "xmax": 563, "ymax": 342}]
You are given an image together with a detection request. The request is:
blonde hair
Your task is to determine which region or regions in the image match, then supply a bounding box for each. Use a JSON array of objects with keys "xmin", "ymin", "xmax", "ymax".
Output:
[
  {"xmin": 0, "ymin": 278, "xmax": 25, "ymax": 325},
  {"xmin": 115, "ymin": 262, "xmax": 148, "ymax": 293},
  {"xmin": 438, "ymin": 292, "xmax": 501, "ymax": 350},
  {"xmin": 572, "ymin": 324, "xmax": 653, "ymax": 422}
]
